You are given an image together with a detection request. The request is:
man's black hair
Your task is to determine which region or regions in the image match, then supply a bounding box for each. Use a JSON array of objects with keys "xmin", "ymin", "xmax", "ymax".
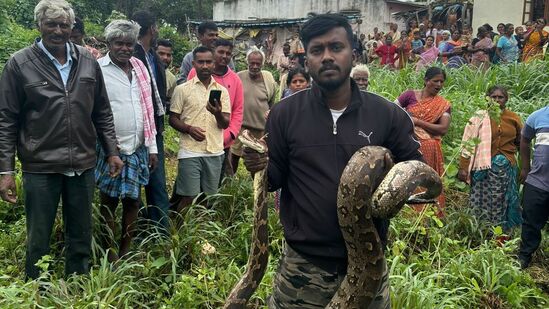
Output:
[
  {"xmin": 157, "ymin": 39, "xmax": 173, "ymax": 49},
  {"xmin": 73, "ymin": 17, "xmax": 85, "ymax": 34},
  {"xmin": 131, "ymin": 11, "xmax": 156, "ymax": 37},
  {"xmin": 198, "ymin": 21, "xmax": 218, "ymax": 35},
  {"xmin": 300, "ymin": 13, "xmax": 353, "ymax": 52},
  {"xmin": 193, "ymin": 45, "xmax": 213, "ymax": 58},
  {"xmin": 213, "ymin": 38, "xmax": 233, "ymax": 49}
]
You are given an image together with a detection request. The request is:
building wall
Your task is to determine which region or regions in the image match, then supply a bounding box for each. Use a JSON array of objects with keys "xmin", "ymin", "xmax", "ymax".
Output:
[
  {"xmin": 472, "ymin": 0, "xmax": 524, "ymax": 33},
  {"xmin": 213, "ymin": 0, "xmax": 406, "ymax": 34}
]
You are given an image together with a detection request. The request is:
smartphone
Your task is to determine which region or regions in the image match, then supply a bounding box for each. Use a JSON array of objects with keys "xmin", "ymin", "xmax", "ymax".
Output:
[{"xmin": 208, "ymin": 90, "xmax": 222, "ymax": 106}]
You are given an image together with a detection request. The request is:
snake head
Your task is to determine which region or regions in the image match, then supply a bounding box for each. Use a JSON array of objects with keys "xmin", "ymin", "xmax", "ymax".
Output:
[{"xmin": 239, "ymin": 130, "xmax": 268, "ymax": 153}]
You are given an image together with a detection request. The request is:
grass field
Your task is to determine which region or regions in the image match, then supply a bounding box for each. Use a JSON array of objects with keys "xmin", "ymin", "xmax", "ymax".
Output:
[{"xmin": 0, "ymin": 61, "xmax": 548, "ymax": 308}]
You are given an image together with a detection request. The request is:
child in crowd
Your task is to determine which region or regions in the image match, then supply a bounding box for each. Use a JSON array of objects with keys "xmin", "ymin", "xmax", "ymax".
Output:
[
  {"xmin": 411, "ymin": 30, "xmax": 425, "ymax": 51},
  {"xmin": 514, "ymin": 26, "xmax": 526, "ymax": 61}
]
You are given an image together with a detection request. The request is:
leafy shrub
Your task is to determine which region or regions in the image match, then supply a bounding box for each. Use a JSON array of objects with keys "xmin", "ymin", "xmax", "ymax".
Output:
[
  {"xmin": 158, "ymin": 23, "xmax": 192, "ymax": 69},
  {"xmin": 8, "ymin": 0, "xmax": 35, "ymax": 28},
  {"xmin": 0, "ymin": 43, "xmax": 548, "ymax": 307},
  {"xmin": 0, "ymin": 22, "xmax": 38, "ymax": 70}
]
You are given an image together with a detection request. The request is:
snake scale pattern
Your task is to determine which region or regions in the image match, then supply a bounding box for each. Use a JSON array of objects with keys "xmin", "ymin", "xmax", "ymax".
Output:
[
  {"xmin": 224, "ymin": 130, "xmax": 269, "ymax": 309},
  {"xmin": 225, "ymin": 131, "xmax": 442, "ymax": 308}
]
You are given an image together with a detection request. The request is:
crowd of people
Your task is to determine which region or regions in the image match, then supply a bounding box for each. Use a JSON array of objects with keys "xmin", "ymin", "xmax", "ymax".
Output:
[
  {"xmin": 0, "ymin": 0, "xmax": 548, "ymax": 307},
  {"xmin": 353, "ymin": 18, "xmax": 548, "ymax": 71}
]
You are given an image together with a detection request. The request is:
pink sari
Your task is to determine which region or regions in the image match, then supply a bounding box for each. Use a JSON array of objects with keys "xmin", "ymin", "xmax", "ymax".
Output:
[
  {"xmin": 471, "ymin": 37, "xmax": 493, "ymax": 68},
  {"xmin": 416, "ymin": 46, "xmax": 439, "ymax": 71}
]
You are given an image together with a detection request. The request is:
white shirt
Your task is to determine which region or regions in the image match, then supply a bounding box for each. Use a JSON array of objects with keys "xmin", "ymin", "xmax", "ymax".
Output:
[
  {"xmin": 330, "ymin": 107, "xmax": 347, "ymax": 124},
  {"xmin": 98, "ymin": 54, "xmax": 157, "ymax": 155}
]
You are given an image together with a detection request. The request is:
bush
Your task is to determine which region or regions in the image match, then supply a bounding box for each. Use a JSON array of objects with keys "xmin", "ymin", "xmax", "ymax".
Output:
[
  {"xmin": 1, "ymin": 29, "xmax": 548, "ymax": 306},
  {"xmin": 158, "ymin": 23, "xmax": 192, "ymax": 70},
  {"xmin": 0, "ymin": 21, "xmax": 38, "ymax": 70},
  {"xmin": 8, "ymin": 0, "xmax": 35, "ymax": 28}
]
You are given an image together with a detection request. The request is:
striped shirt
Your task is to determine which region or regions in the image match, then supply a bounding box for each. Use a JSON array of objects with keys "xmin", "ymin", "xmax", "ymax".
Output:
[{"xmin": 522, "ymin": 107, "xmax": 549, "ymax": 192}]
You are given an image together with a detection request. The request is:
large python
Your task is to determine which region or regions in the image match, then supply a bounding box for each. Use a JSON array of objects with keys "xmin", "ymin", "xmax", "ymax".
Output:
[
  {"xmin": 224, "ymin": 130, "xmax": 269, "ymax": 309},
  {"xmin": 224, "ymin": 131, "xmax": 442, "ymax": 308}
]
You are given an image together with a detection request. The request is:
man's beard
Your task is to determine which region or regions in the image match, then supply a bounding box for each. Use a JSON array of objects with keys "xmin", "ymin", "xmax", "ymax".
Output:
[
  {"xmin": 313, "ymin": 66, "xmax": 352, "ymax": 91},
  {"xmin": 316, "ymin": 77, "xmax": 347, "ymax": 91}
]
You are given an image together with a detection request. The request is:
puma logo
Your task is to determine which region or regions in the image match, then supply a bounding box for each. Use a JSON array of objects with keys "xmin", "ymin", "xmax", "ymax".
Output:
[{"xmin": 358, "ymin": 131, "xmax": 373, "ymax": 143}]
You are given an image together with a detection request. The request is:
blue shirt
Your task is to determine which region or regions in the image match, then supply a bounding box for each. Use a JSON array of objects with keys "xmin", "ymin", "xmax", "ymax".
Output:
[
  {"xmin": 496, "ymin": 35, "xmax": 519, "ymax": 63},
  {"xmin": 522, "ymin": 106, "xmax": 549, "ymax": 192},
  {"xmin": 37, "ymin": 39, "xmax": 73, "ymax": 87},
  {"xmin": 411, "ymin": 39, "xmax": 424, "ymax": 51}
]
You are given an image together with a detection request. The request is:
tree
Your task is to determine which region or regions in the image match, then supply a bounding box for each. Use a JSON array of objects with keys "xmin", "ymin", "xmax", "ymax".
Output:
[{"xmin": 114, "ymin": 0, "xmax": 214, "ymax": 31}]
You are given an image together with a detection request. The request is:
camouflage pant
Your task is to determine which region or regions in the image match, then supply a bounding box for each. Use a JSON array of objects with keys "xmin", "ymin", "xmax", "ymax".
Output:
[{"xmin": 268, "ymin": 244, "xmax": 391, "ymax": 309}]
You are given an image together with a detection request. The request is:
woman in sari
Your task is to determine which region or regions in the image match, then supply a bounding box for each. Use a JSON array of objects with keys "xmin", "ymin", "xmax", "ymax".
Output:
[
  {"xmin": 396, "ymin": 67, "xmax": 451, "ymax": 216},
  {"xmin": 415, "ymin": 36, "xmax": 439, "ymax": 71},
  {"xmin": 396, "ymin": 30, "xmax": 412, "ymax": 69},
  {"xmin": 522, "ymin": 18, "xmax": 548, "ymax": 62},
  {"xmin": 437, "ymin": 30, "xmax": 451, "ymax": 53},
  {"xmin": 440, "ymin": 32, "xmax": 464, "ymax": 64},
  {"xmin": 458, "ymin": 85, "xmax": 522, "ymax": 235},
  {"xmin": 469, "ymin": 26, "xmax": 493, "ymax": 69}
]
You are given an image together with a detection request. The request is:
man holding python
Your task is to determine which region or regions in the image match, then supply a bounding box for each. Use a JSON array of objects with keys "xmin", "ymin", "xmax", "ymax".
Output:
[{"xmin": 243, "ymin": 14, "xmax": 423, "ymax": 309}]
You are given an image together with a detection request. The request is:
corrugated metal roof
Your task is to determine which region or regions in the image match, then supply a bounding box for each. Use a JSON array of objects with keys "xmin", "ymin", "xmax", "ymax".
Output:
[
  {"xmin": 190, "ymin": 14, "xmax": 362, "ymax": 28},
  {"xmin": 385, "ymin": 0, "xmax": 427, "ymax": 8}
]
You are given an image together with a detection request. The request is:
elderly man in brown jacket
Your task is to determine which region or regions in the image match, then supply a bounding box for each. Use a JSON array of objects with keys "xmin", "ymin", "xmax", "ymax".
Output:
[{"xmin": 0, "ymin": 0, "xmax": 122, "ymax": 279}]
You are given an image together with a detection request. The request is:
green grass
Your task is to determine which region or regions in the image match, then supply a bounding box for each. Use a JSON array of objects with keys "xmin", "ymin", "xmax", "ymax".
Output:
[{"xmin": 0, "ymin": 60, "xmax": 548, "ymax": 308}]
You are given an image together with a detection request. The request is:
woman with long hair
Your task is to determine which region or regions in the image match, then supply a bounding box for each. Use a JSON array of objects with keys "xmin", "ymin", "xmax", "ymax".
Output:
[
  {"xmin": 458, "ymin": 85, "xmax": 523, "ymax": 233},
  {"xmin": 396, "ymin": 67, "xmax": 451, "ymax": 216}
]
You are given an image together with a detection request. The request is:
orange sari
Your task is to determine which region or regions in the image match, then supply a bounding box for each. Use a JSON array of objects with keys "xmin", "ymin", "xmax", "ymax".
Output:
[
  {"xmin": 396, "ymin": 39, "xmax": 412, "ymax": 69},
  {"xmin": 522, "ymin": 30, "xmax": 549, "ymax": 62},
  {"xmin": 406, "ymin": 93, "xmax": 451, "ymax": 216}
]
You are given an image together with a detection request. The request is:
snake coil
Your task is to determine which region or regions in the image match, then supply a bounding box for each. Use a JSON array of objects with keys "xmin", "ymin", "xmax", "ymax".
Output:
[{"xmin": 225, "ymin": 132, "xmax": 442, "ymax": 308}]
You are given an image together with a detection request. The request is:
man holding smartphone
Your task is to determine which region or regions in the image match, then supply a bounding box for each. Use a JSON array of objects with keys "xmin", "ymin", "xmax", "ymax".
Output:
[
  {"xmin": 168, "ymin": 46, "xmax": 230, "ymax": 213},
  {"xmin": 187, "ymin": 39, "xmax": 244, "ymax": 181}
]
